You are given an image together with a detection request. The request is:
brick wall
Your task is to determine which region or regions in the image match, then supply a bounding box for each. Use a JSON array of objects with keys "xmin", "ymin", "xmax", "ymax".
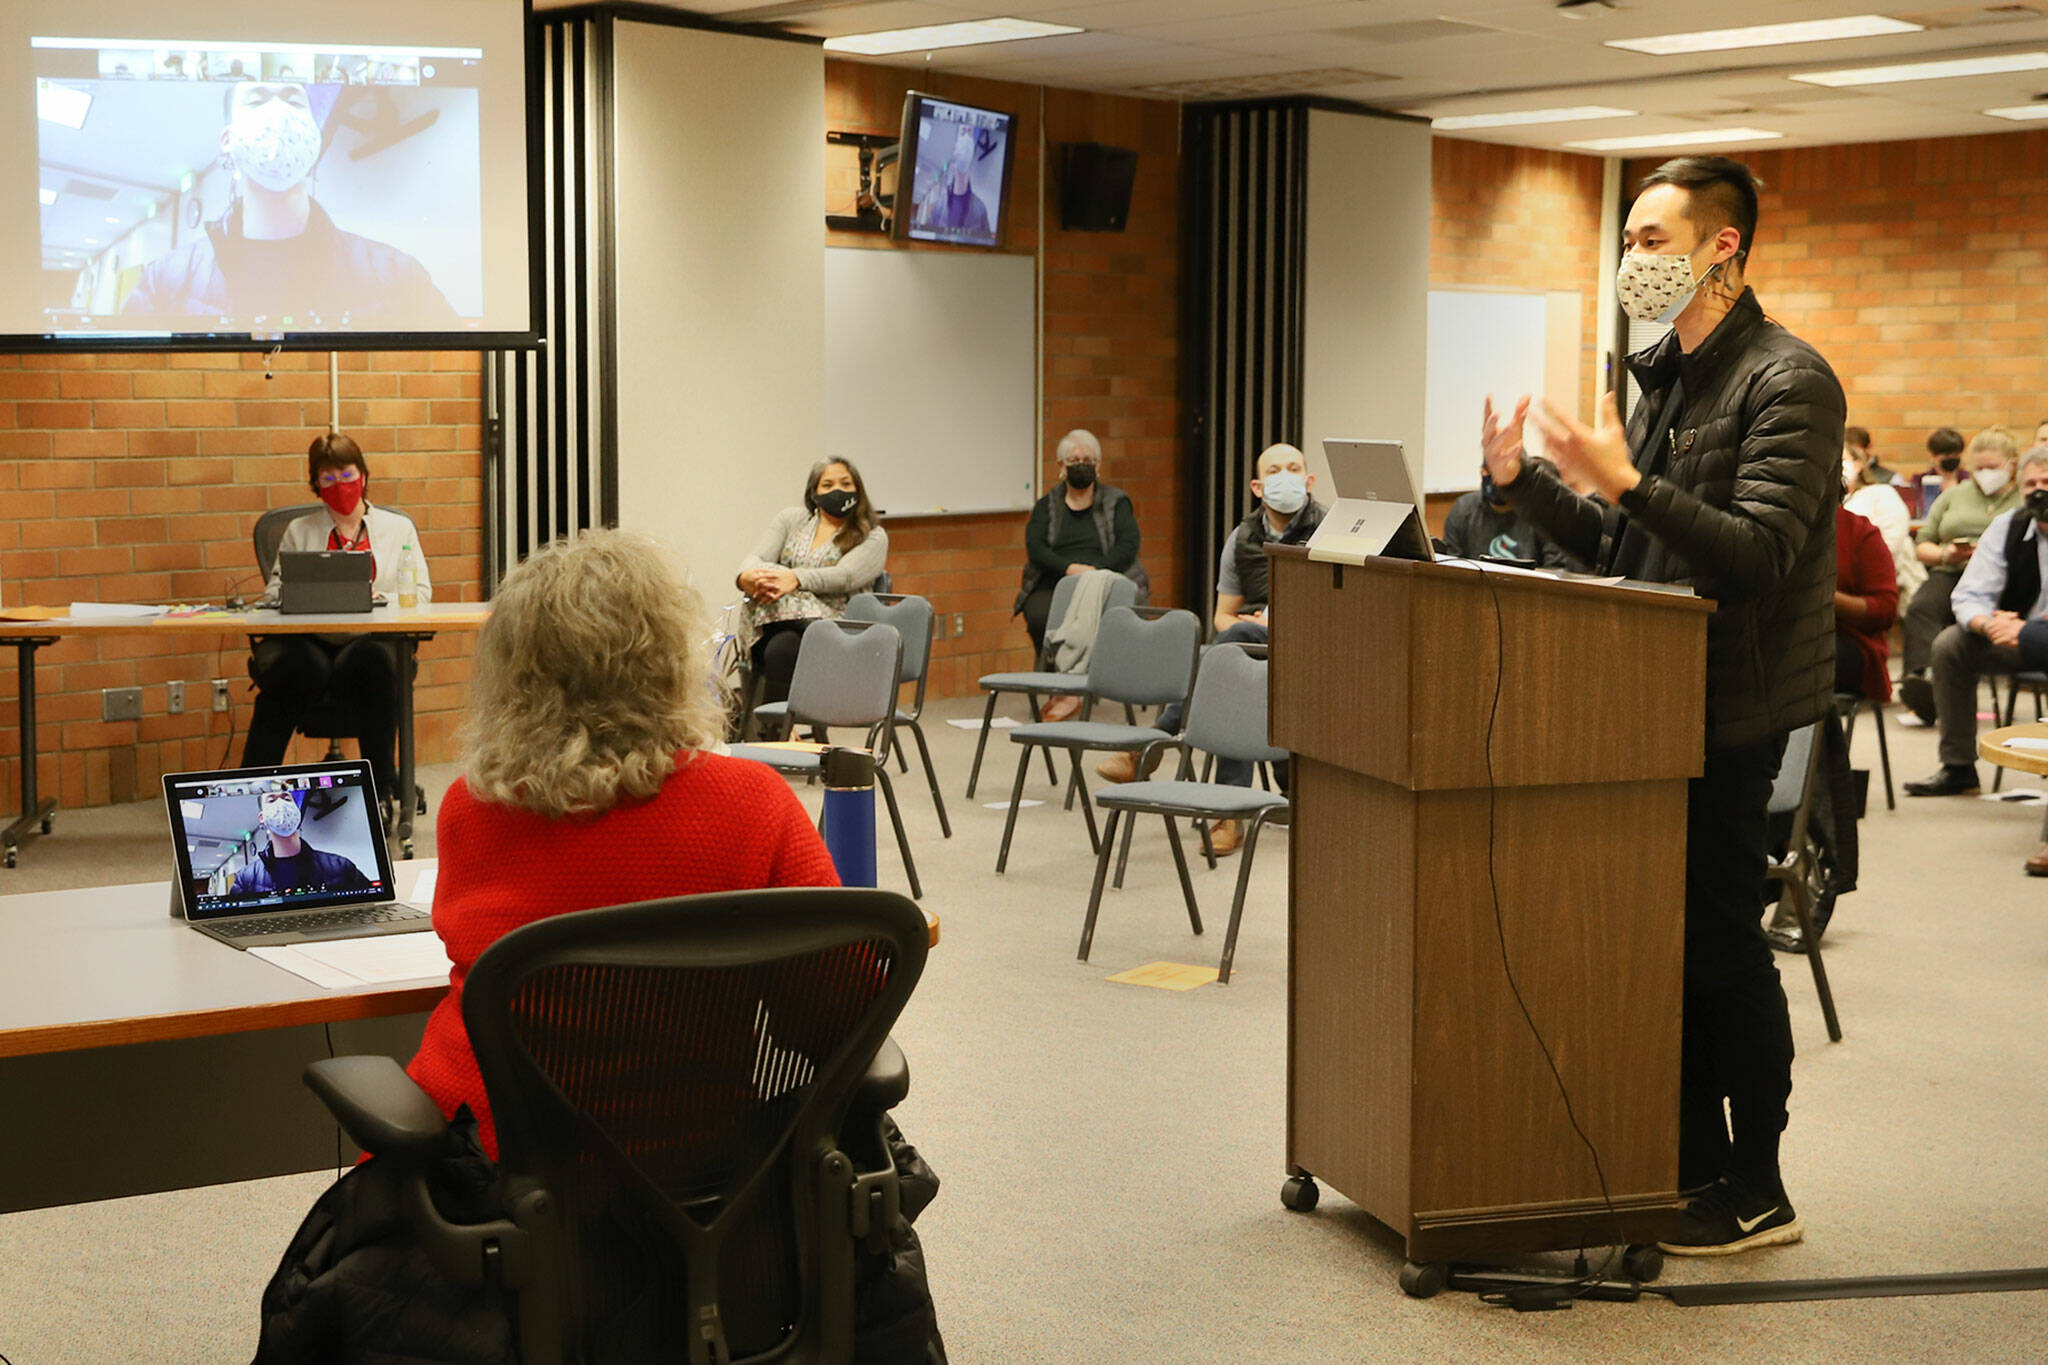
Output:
[
  {"xmin": 825, "ymin": 62, "xmax": 1182, "ymax": 697},
  {"xmin": 1621, "ymin": 133, "xmax": 2048, "ymax": 468},
  {"xmin": 0, "ymin": 350, "xmax": 482, "ymax": 819}
]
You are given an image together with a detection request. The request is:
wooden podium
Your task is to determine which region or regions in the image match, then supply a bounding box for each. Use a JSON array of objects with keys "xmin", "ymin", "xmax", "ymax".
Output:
[{"xmin": 1266, "ymin": 546, "xmax": 1713, "ymax": 1264}]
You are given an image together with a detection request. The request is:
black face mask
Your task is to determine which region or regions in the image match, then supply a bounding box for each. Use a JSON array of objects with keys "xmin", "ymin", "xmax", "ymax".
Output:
[
  {"xmin": 2026, "ymin": 488, "xmax": 2048, "ymax": 524},
  {"xmin": 816, "ymin": 488, "xmax": 858, "ymax": 519},
  {"xmin": 1938, "ymin": 456, "xmax": 1962, "ymax": 473},
  {"xmin": 1065, "ymin": 462, "xmax": 1098, "ymax": 490}
]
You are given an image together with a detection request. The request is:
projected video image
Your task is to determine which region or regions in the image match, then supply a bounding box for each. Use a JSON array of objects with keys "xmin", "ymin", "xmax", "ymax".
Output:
[
  {"xmin": 904, "ymin": 98, "xmax": 1011, "ymax": 248},
  {"xmin": 178, "ymin": 771, "xmax": 385, "ymax": 916},
  {"xmin": 34, "ymin": 36, "xmax": 485, "ymax": 333}
]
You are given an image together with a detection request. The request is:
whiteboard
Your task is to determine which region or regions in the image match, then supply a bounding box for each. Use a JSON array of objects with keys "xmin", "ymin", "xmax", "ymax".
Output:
[
  {"xmin": 824, "ymin": 246, "xmax": 1037, "ymax": 517},
  {"xmin": 1423, "ymin": 289, "xmax": 1579, "ymax": 495}
]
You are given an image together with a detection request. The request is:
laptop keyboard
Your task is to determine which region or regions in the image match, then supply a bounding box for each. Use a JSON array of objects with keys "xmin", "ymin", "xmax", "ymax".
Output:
[{"xmin": 212, "ymin": 902, "xmax": 431, "ymax": 939}]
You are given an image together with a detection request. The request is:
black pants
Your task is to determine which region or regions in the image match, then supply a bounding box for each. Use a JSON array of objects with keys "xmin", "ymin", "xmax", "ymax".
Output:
[
  {"xmin": 1834, "ymin": 634, "xmax": 1866, "ymax": 698},
  {"xmin": 1679, "ymin": 734, "xmax": 1796, "ymax": 1195},
  {"xmin": 750, "ymin": 619, "xmax": 812, "ymax": 705},
  {"xmin": 243, "ymin": 636, "xmax": 402, "ymax": 794},
  {"xmin": 1018, "ymin": 583, "xmax": 1055, "ymax": 657},
  {"xmin": 1901, "ymin": 568, "xmax": 1960, "ymax": 680}
]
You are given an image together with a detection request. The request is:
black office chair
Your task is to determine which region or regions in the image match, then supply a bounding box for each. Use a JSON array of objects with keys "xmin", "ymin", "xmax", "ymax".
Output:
[{"xmin": 305, "ymin": 887, "xmax": 930, "ymax": 1365}]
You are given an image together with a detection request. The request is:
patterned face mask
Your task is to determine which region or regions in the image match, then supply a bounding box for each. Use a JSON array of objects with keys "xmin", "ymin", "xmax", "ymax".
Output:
[
  {"xmin": 226, "ymin": 96, "xmax": 323, "ymax": 192},
  {"xmin": 1616, "ymin": 244, "xmax": 1721, "ymax": 325}
]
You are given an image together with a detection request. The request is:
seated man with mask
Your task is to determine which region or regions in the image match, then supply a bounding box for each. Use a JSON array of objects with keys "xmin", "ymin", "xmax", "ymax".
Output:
[
  {"xmin": 230, "ymin": 788, "xmax": 373, "ymax": 897},
  {"xmin": 1096, "ymin": 442, "xmax": 1322, "ymax": 854},
  {"xmin": 1905, "ymin": 448, "xmax": 2048, "ymax": 870},
  {"xmin": 1440, "ymin": 459, "xmax": 1579, "ymax": 567}
]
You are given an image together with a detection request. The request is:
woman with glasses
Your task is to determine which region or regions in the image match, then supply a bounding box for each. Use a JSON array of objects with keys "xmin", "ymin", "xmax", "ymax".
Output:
[
  {"xmin": 1012, "ymin": 429, "xmax": 1142, "ymax": 720},
  {"xmin": 244, "ymin": 432, "xmax": 429, "ymax": 815}
]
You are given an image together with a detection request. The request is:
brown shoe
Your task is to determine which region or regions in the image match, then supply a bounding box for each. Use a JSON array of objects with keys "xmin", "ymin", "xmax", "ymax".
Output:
[
  {"xmin": 1207, "ymin": 818, "xmax": 1243, "ymax": 856},
  {"xmin": 1040, "ymin": 694, "xmax": 1083, "ymax": 722},
  {"xmin": 2027, "ymin": 845, "xmax": 2048, "ymax": 877},
  {"xmin": 1097, "ymin": 747, "xmax": 1164, "ymax": 783}
]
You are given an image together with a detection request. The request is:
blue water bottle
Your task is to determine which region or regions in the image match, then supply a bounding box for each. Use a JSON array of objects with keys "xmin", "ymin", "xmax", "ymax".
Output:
[{"xmin": 819, "ymin": 747, "xmax": 878, "ymax": 887}]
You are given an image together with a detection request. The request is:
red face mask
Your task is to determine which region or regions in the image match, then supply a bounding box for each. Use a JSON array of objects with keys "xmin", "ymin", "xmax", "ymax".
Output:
[{"xmin": 318, "ymin": 477, "xmax": 364, "ymax": 518}]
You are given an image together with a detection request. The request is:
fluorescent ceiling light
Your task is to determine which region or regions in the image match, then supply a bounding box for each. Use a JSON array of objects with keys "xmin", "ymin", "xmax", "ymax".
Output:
[
  {"xmin": 823, "ymin": 18, "xmax": 1083, "ymax": 56},
  {"xmin": 36, "ymin": 80, "xmax": 90, "ymax": 130},
  {"xmin": 1564, "ymin": 127, "xmax": 1784, "ymax": 152},
  {"xmin": 38, "ymin": 188, "xmax": 56, "ymax": 205},
  {"xmin": 1608, "ymin": 15, "xmax": 1920, "ymax": 56},
  {"xmin": 1985, "ymin": 103, "xmax": 2048, "ymax": 120},
  {"xmin": 1432, "ymin": 105, "xmax": 1635, "ymax": 130},
  {"xmin": 1793, "ymin": 51, "xmax": 2048, "ymax": 86}
]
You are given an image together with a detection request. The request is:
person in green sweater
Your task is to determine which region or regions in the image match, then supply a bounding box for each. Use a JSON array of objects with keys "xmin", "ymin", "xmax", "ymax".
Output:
[{"xmin": 1898, "ymin": 426, "xmax": 2021, "ymax": 723}]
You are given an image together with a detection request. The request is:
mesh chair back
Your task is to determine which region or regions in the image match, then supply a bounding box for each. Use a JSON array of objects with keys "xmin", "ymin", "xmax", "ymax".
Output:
[
  {"xmin": 1086, "ymin": 606, "xmax": 1200, "ymax": 707},
  {"xmin": 253, "ymin": 502, "xmax": 412, "ymax": 580},
  {"xmin": 1768, "ymin": 723, "xmax": 1819, "ymax": 817},
  {"xmin": 463, "ymin": 889, "xmax": 928, "ymax": 1363},
  {"xmin": 1182, "ymin": 644, "xmax": 1285, "ymax": 765},
  {"xmin": 845, "ymin": 594, "xmax": 933, "ymax": 686},
  {"xmin": 786, "ymin": 620, "xmax": 903, "ymax": 731}
]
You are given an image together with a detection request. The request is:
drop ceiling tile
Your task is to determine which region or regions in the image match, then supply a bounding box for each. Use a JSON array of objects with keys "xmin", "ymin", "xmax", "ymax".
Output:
[{"xmin": 786, "ymin": 3, "xmax": 985, "ymax": 39}]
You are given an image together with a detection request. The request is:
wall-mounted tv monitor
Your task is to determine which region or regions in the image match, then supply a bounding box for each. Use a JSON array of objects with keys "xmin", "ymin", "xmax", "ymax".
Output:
[
  {"xmin": 0, "ymin": 0, "xmax": 535, "ymax": 350},
  {"xmin": 894, "ymin": 91, "xmax": 1014, "ymax": 249}
]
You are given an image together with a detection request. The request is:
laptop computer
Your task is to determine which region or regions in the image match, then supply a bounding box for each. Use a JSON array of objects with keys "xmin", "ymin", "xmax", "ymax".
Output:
[
  {"xmin": 165, "ymin": 760, "xmax": 430, "ymax": 949},
  {"xmin": 277, "ymin": 549, "xmax": 374, "ymax": 614},
  {"xmin": 1307, "ymin": 438, "xmax": 1435, "ymax": 565}
]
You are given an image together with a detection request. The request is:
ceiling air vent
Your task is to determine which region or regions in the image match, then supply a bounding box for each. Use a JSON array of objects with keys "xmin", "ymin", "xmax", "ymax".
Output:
[{"xmin": 1143, "ymin": 69, "xmax": 1390, "ymax": 100}]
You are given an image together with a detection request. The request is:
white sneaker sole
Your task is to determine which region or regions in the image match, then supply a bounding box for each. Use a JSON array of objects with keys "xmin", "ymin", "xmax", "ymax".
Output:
[{"xmin": 1659, "ymin": 1216, "xmax": 1804, "ymax": 1257}]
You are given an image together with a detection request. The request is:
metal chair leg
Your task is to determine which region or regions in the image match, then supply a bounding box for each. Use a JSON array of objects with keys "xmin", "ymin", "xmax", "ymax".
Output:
[
  {"xmin": 1872, "ymin": 700, "xmax": 1894, "ymax": 811},
  {"xmin": 1027, "ymin": 694, "xmax": 1059, "ymax": 783},
  {"xmin": 1111, "ymin": 805, "xmax": 1138, "ymax": 889},
  {"xmin": 908, "ymin": 718, "xmax": 951, "ymax": 838},
  {"xmin": 995, "ymin": 746, "xmax": 1033, "ymax": 874},
  {"xmin": 1786, "ymin": 860, "xmax": 1841, "ymax": 1043},
  {"xmin": 1992, "ymin": 677, "xmax": 2021, "ymax": 792},
  {"xmin": 875, "ymin": 767, "xmax": 922, "ymax": 901},
  {"xmin": 1163, "ymin": 815, "xmax": 1202, "ymax": 934},
  {"xmin": 1069, "ymin": 750, "xmax": 1100, "ymax": 854},
  {"xmin": 966, "ymin": 691, "xmax": 998, "ymax": 799},
  {"xmin": 1079, "ymin": 809, "xmax": 1120, "ymax": 962},
  {"xmin": 1218, "ymin": 814, "xmax": 1269, "ymax": 984}
]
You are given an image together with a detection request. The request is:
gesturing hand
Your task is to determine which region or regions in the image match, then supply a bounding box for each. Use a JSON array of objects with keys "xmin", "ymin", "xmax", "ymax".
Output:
[
  {"xmin": 1530, "ymin": 392, "xmax": 1640, "ymax": 505},
  {"xmin": 1480, "ymin": 395, "xmax": 1529, "ymax": 488}
]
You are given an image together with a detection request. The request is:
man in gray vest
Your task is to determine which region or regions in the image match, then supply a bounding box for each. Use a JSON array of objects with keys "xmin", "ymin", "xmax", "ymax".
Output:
[{"xmin": 1098, "ymin": 442, "xmax": 1323, "ymax": 853}]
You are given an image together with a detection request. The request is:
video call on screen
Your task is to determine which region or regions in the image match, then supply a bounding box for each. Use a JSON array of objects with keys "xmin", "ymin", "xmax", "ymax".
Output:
[
  {"xmin": 175, "ymin": 769, "xmax": 384, "ymax": 918},
  {"xmin": 905, "ymin": 98, "xmax": 1010, "ymax": 249}
]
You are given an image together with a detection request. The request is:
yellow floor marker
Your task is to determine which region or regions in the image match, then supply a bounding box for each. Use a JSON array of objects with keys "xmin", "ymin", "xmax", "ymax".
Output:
[{"xmin": 1106, "ymin": 962, "xmax": 1220, "ymax": 990}]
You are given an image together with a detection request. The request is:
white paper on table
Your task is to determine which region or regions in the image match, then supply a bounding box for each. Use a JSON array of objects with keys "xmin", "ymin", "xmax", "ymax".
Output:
[
  {"xmin": 408, "ymin": 866, "xmax": 439, "ymax": 906},
  {"xmin": 250, "ymin": 944, "xmax": 362, "ymax": 989},
  {"xmin": 253, "ymin": 932, "xmax": 452, "ymax": 988},
  {"xmin": 946, "ymin": 716, "xmax": 1019, "ymax": 730},
  {"xmin": 2000, "ymin": 737, "xmax": 2048, "ymax": 752},
  {"xmin": 68, "ymin": 601, "xmax": 167, "ymax": 619}
]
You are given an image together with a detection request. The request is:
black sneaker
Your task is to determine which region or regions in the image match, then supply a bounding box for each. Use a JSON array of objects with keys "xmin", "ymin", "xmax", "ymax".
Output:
[
  {"xmin": 1904, "ymin": 765, "xmax": 1981, "ymax": 797},
  {"xmin": 1660, "ymin": 1176, "xmax": 1802, "ymax": 1257},
  {"xmin": 1897, "ymin": 672, "xmax": 1937, "ymax": 724}
]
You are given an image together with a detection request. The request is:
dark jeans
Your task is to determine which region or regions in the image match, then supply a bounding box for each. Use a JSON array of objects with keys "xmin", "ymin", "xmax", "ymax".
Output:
[
  {"xmin": 1154, "ymin": 621, "xmax": 1279, "ymax": 790},
  {"xmin": 243, "ymin": 636, "xmax": 401, "ymax": 795},
  {"xmin": 1018, "ymin": 583, "xmax": 1055, "ymax": 657},
  {"xmin": 1901, "ymin": 568, "xmax": 1960, "ymax": 679},
  {"xmin": 750, "ymin": 619, "xmax": 813, "ymax": 705},
  {"xmin": 1834, "ymin": 634, "xmax": 1865, "ymax": 698},
  {"xmin": 1679, "ymin": 734, "xmax": 1795, "ymax": 1195}
]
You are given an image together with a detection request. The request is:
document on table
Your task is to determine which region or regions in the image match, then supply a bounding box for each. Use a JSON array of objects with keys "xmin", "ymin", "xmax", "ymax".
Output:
[
  {"xmin": 2000, "ymin": 737, "xmax": 2048, "ymax": 752},
  {"xmin": 67, "ymin": 601, "xmax": 168, "ymax": 619},
  {"xmin": 252, "ymin": 933, "xmax": 453, "ymax": 989}
]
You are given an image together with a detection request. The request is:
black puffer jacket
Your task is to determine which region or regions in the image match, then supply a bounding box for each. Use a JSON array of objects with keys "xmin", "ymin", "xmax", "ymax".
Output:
[{"xmin": 1504, "ymin": 289, "xmax": 1844, "ymax": 751}]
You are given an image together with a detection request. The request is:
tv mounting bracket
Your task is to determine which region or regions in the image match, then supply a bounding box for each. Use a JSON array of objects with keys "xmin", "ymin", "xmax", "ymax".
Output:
[{"xmin": 826, "ymin": 130, "xmax": 898, "ymax": 234}]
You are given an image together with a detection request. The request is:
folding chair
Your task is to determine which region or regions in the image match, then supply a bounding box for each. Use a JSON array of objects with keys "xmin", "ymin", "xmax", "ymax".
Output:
[
  {"xmin": 1079, "ymin": 644, "xmax": 1288, "ymax": 983},
  {"xmin": 1765, "ymin": 722, "xmax": 1842, "ymax": 1043},
  {"xmin": 994, "ymin": 605, "xmax": 1201, "ymax": 873},
  {"xmin": 1833, "ymin": 691, "xmax": 1894, "ymax": 810},
  {"xmin": 966, "ymin": 573, "xmax": 1138, "ymax": 798},
  {"xmin": 729, "ymin": 620, "xmax": 925, "ymax": 899}
]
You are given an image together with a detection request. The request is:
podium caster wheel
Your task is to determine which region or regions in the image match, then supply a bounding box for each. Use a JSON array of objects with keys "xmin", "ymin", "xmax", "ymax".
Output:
[
  {"xmin": 1623, "ymin": 1244, "xmax": 1664, "ymax": 1283},
  {"xmin": 1280, "ymin": 1175, "xmax": 1319, "ymax": 1212},
  {"xmin": 1398, "ymin": 1261, "xmax": 1446, "ymax": 1299}
]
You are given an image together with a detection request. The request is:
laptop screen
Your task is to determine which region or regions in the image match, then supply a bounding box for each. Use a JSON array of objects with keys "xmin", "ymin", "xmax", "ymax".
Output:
[{"xmin": 164, "ymin": 761, "xmax": 397, "ymax": 922}]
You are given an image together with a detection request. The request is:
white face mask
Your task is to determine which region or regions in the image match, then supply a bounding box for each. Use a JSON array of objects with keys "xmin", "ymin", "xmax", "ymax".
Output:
[
  {"xmin": 1259, "ymin": 470, "xmax": 1308, "ymax": 515},
  {"xmin": 226, "ymin": 95, "xmax": 323, "ymax": 193},
  {"xmin": 1616, "ymin": 244, "xmax": 1720, "ymax": 325},
  {"xmin": 1974, "ymin": 466, "xmax": 2012, "ymax": 497},
  {"xmin": 259, "ymin": 795, "xmax": 303, "ymax": 839}
]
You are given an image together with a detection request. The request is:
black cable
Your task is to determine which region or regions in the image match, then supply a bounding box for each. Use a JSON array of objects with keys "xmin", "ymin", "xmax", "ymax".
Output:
[
  {"xmin": 324, "ymin": 1021, "xmax": 344, "ymax": 1182},
  {"xmin": 212, "ymin": 633, "xmax": 239, "ymax": 772},
  {"xmin": 1476, "ymin": 564, "xmax": 1629, "ymax": 1300}
]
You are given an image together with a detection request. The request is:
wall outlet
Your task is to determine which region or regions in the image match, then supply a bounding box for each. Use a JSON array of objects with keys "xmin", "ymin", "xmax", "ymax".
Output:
[
  {"xmin": 952, "ymin": 612, "xmax": 966, "ymax": 638},
  {"xmin": 166, "ymin": 680, "xmax": 185, "ymax": 715},
  {"xmin": 212, "ymin": 679, "xmax": 232, "ymax": 713},
  {"xmin": 102, "ymin": 686, "xmax": 143, "ymax": 722}
]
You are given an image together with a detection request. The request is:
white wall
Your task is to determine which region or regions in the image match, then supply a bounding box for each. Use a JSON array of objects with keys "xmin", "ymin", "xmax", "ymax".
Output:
[
  {"xmin": 611, "ymin": 22, "xmax": 825, "ymax": 602},
  {"xmin": 1301, "ymin": 109, "xmax": 1431, "ymax": 495}
]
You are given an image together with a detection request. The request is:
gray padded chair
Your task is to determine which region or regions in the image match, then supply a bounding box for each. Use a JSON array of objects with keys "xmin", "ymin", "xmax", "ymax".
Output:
[
  {"xmin": 967, "ymin": 573, "xmax": 1139, "ymax": 798},
  {"xmin": 1765, "ymin": 722, "xmax": 1842, "ymax": 1044},
  {"xmin": 994, "ymin": 605, "xmax": 1201, "ymax": 874},
  {"xmin": 847, "ymin": 593, "xmax": 949, "ymax": 837},
  {"xmin": 1079, "ymin": 643, "xmax": 1287, "ymax": 984},
  {"xmin": 729, "ymin": 620, "xmax": 924, "ymax": 899}
]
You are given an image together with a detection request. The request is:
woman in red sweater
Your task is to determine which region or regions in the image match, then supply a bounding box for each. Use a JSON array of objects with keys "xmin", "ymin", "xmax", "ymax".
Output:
[{"xmin": 1836, "ymin": 502, "xmax": 1900, "ymax": 703}]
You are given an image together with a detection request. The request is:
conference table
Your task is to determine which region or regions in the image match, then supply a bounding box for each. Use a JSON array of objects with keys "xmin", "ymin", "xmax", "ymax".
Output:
[
  {"xmin": 0, "ymin": 867, "xmax": 938, "ymax": 1215},
  {"xmin": 1979, "ymin": 721, "xmax": 2048, "ymax": 781},
  {"xmin": 0, "ymin": 602, "xmax": 489, "ymax": 868}
]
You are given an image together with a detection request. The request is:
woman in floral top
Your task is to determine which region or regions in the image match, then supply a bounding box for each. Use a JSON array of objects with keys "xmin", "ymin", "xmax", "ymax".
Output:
[{"xmin": 736, "ymin": 458, "xmax": 890, "ymax": 703}]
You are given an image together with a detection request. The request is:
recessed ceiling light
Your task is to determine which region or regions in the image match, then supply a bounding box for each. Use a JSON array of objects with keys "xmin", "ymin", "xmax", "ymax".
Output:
[
  {"xmin": 38, "ymin": 188, "xmax": 56, "ymax": 205},
  {"xmin": 1984, "ymin": 103, "xmax": 2048, "ymax": 120},
  {"xmin": 1563, "ymin": 127, "xmax": 1784, "ymax": 152},
  {"xmin": 1432, "ymin": 105, "xmax": 1636, "ymax": 130},
  {"xmin": 36, "ymin": 80, "xmax": 90, "ymax": 130},
  {"xmin": 823, "ymin": 18, "xmax": 1083, "ymax": 56},
  {"xmin": 1608, "ymin": 15, "xmax": 1921, "ymax": 56},
  {"xmin": 1793, "ymin": 51, "xmax": 2048, "ymax": 86}
]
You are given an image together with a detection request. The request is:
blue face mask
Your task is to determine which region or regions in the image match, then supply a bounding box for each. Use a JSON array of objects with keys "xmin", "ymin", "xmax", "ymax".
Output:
[{"xmin": 1260, "ymin": 470, "xmax": 1308, "ymax": 515}]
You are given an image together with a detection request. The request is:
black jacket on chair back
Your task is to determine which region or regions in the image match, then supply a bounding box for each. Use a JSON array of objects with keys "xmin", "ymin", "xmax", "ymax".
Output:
[{"xmin": 1504, "ymin": 289, "xmax": 1844, "ymax": 751}]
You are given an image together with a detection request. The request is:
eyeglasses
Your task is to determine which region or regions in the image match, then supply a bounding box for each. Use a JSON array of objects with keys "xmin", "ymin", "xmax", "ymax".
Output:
[{"xmin": 315, "ymin": 467, "xmax": 362, "ymax": 488}]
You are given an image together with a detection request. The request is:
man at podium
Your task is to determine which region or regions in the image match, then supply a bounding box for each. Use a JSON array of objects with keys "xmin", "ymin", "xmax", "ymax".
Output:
[{"xmin": 1480, "ymin": 156, "xmax": 1844, "ymax": 1257}]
